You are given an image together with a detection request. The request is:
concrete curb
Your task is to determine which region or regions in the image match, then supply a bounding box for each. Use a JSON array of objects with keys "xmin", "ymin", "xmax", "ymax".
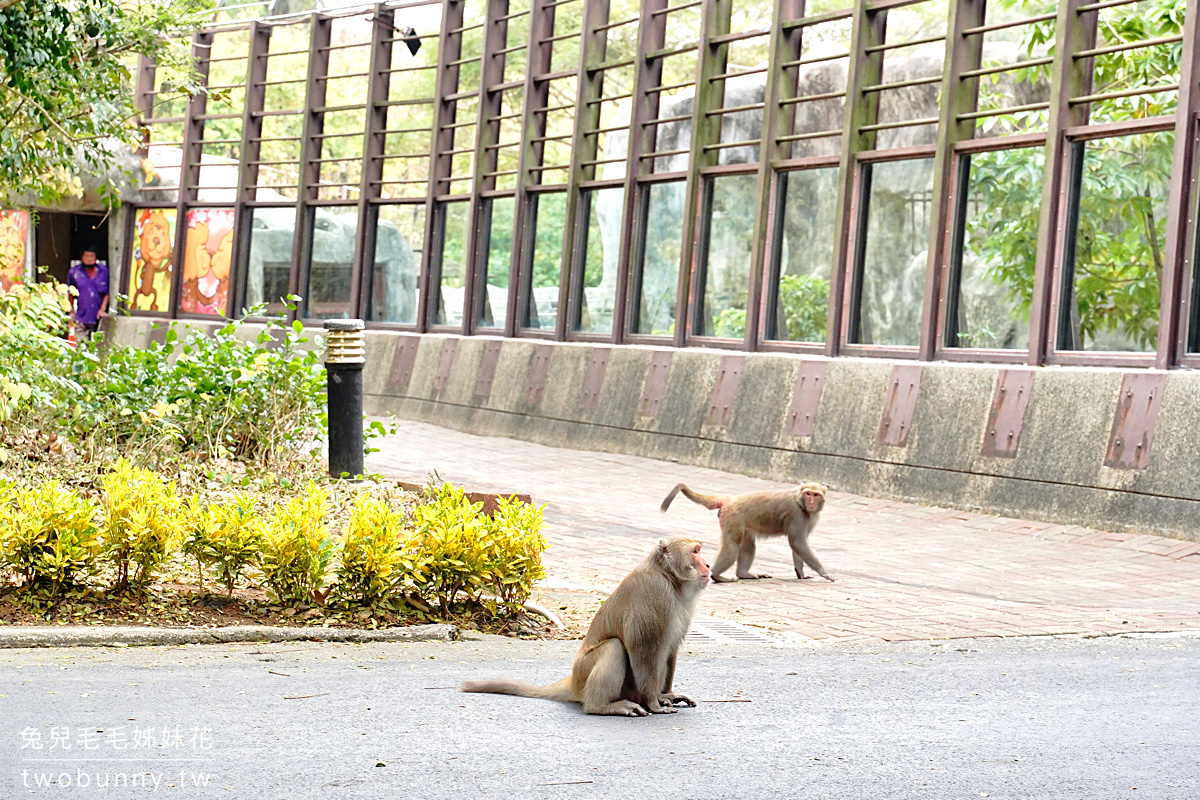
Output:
[{"xmin": 0, "ymin": 624, "xmax": 458, "ymax": 649}]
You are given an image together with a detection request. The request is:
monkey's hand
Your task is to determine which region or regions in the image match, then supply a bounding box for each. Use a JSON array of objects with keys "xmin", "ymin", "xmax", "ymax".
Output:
[
  {"xmin": 821, "ymin": 573, "xmax": 835, "ymax": 582},
  {"xmin": 658, "ymin": 693, "xmax": 696, "ymax": 708},
  {"xmin": 647, "ymin": 701, "xmax": 678, "ymax": 714}
]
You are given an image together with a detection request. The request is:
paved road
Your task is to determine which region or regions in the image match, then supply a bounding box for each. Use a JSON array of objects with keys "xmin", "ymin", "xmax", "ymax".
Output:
[
  {"xmin": 2, "ymin": 634, "xmax": 1196, "ymax": 799},
  {"xmin": 365, "ymin": 420, "xmax": 1200, "ymax": 642}
]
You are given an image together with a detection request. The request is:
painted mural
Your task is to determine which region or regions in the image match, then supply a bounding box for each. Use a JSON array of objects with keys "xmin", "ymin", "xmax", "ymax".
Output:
[
  {"xmin": 128, "ymin": 208, "xmax": 177, "ymax": 312},
  {"xmin": 0, "ymin": 209, "xmax": 29, "ymax": 291},
  {"xmin": 181, "ymin": 208, "xmax": 234, "ymax": 316}
]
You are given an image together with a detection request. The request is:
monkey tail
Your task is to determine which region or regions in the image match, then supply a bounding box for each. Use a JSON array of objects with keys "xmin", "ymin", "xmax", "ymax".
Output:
[
  {"xmin": 460, "ymin": 676, "xmax": 578, "ymax": 704},
  {"xmin": 661, "ymin": 483, "xmax": 722, "ymax": 512}
]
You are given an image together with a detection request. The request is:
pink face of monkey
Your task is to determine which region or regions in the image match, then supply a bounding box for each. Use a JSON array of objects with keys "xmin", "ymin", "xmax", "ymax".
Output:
[
  {"xmin": 691, "ymin": 543, "xmax": 711, "ymax": 584},
  {"xmin": 800, "ymin": 483, "xmax": 826, "ymax": 515}
]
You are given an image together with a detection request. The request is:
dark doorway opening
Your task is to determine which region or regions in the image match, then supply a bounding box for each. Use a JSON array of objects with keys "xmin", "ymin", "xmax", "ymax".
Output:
[{"xmin": 35, "ymin": 212, "xmax": 109, "ymax": 283}]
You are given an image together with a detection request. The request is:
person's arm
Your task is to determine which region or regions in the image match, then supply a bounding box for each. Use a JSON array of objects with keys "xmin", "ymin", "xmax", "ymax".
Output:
[{"xmin": 98, "ymin": 293, "xmax": 110, "ymax": 318}]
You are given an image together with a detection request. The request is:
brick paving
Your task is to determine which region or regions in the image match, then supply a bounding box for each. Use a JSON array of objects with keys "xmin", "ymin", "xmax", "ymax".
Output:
[{"xmin": 366, "ymin": 420, "xmax": 1200, "ymax": 642}]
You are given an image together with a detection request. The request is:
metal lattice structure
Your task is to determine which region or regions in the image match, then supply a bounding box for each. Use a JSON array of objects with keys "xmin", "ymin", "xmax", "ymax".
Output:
[{"xmin": 127, "ymin": 0, "xmax": 1200, "ymax": 368}]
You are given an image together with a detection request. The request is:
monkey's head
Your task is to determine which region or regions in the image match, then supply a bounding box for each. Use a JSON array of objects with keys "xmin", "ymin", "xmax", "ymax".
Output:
[
  {"xmin": 798, "ymin": 482, "xmax": 826, "ymax": 515},
  {"xmin": 656, "ymin": 537, "xmax": 711, "ymax": 588}
]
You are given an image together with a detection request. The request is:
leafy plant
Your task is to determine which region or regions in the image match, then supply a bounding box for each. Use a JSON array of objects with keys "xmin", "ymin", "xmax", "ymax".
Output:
[
  {"xmin": 0, "ymin": 481, "xmax": 101, "ymax": 594},
  {"xmin": 186, "ymin": 493, "xmax": 264, "ymax": 597},
  {"xmin": 261, "ymin": 483, "xmax": 334, "ymax": 605},
  {"xmin": 484, "ymin": 496, "xmax": 547, "ymax": 609},
  {"xmin": 337, "ymin": 492, "xmax": 406, "ymax": 606},
  {"xmin": 98, "ymin": 458, "xmax": 181, "ymax": 592}
]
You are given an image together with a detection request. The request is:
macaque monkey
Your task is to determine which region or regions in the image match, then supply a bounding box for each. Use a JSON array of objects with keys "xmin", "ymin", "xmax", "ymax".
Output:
[
  {"xmin": 461, "ymin": 537, "xmax": 710, "ymax": 716},
  {"xmin": 661, "ymin": 482, "xmax": 833, "ymax": 584}
]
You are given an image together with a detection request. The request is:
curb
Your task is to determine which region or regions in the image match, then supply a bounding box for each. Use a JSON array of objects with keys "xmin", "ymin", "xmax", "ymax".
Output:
[{"xmin": 0, "ymin": 624, "xmax": 458, "ymax": 649}]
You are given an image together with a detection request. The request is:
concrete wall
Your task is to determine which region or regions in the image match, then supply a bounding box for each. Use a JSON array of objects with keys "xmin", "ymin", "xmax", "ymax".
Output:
[{"xmin": 108, "ymin": 318, "xmax": 1200, "ymax": 542}]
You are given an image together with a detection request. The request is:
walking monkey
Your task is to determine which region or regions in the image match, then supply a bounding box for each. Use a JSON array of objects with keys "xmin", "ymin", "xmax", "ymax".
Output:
[
  {"xmin": 661, "ymin": 482, "xmax": 833, "ymax": 583},
  {"xmin": 462, "ymin": 537, "xmax": 710, "ymax": 716}
]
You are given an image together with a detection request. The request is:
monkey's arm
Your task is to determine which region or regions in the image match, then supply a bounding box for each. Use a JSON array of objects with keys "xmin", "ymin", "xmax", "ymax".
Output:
[
  {"xmin": 657, "ymin": 650, "xmax": 696, "ymax": 708},
  {"xmin": 788, "ymin": 518, "xmax": 833, "ymax": 582}
]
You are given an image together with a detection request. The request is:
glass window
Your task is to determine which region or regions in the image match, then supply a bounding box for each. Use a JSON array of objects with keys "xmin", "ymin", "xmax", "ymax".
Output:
[
  {"xmin": 242, "ymin": 207, "xmax": 296, "ymax": 318},
  {"xmin": 181, "ymin": 208, "xmax": 236, "ymax": 317},
  {"xmin": 853, "ymin": 158, "xmax": 934, "ymax": 347},
  {"xmin": 128, "ymin": 208, "xmax": 178, "ymax": 314},
  {"xmin": 433, "ymin": 201, "xmax": 470, "ymax": 327},
  {"xmin": 367, "ymin": 203, "xmax": 423, "ymax": 325},
  {"xmin": 478, "ymin": 196, "xmax": 515, "ymax": 329},
  {"xmin": 574, "ymin": 187, "xmax": 624, "ymax": 335},
  {"xmin": 767, "ymin": 168, "xmax": 837, "ymax": 343},
  {"xmin": 303, "ymin": 206, "xmax": 359, "ymax": 320},
  {"xmin": 948, "ymin": 148, "xmax": 1043, "ymax": 350},
  {"xmin": 697, "ymin": 174, "xmax": 758, "ymax": 338},
  {"xmin": 631, "ymin": 181, "xmax": 685, "ymax": 336},
  {"xmin": 1060, "ymin": 132, "xmax": 1172, "ymax": 352},
  {"xmin": 522, "ymin": 192, "xmax": 566, "ymax": 330}
]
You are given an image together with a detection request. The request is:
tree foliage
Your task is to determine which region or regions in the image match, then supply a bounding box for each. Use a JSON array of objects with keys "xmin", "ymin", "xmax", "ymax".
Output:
[{"xmin": 0, "ymin": 0, "xmax": 212, "ymax": 204}]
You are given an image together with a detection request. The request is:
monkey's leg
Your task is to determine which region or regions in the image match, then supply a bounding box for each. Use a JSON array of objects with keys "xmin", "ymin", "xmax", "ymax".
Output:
[
  {"xmin": 657, "ymin": 651, "xmax": 695, "ymax": 708},
  {"xmin": 736, "ymin": 534, "xmax": 771, "ymax": 580},
  {"xmin": 709, "ymin": 526, "xmax": 741, "ymax": 583},
  {"xmin": 627, "ymin": 640, "xmax": 676, "ymax": 714},
  {"xmin": 580, "ymin": 639, "xmax": 649, "ymax": 717},
  {"xmin": 788, "ymin": 529, "xmax": 834, "ymax": 582}
]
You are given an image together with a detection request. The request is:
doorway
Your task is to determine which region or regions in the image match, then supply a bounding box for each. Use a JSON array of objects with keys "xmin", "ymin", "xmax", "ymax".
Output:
[{"xmin": 35, "ymin": 212, "xmax": 109, "ymax": 283}]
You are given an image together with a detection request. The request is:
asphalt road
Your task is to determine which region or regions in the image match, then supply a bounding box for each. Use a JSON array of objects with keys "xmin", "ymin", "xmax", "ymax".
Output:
[{"xmin": 1, "ymin": 632, "xmax": 1196, "ymax": 800}]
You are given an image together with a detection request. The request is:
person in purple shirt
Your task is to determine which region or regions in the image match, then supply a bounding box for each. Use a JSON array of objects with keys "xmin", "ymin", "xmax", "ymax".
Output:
[{"xmin": 67, "ymin": 247, "xmax": 109, "ymax": 340}]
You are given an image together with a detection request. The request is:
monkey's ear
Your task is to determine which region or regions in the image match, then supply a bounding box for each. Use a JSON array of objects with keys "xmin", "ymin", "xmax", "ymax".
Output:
[{"xmin": 657, "ymin": 539, "xmax": 670, "ymax": 554}]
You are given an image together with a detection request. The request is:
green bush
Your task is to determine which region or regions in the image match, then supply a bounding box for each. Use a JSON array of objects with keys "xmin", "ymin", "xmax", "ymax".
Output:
[
  {"xmin": 261, "ymin": 483, "xmax": 334, "ymax": 605},
  {"xmin": 185, "ymin": 493, "xmax": 264, "ymax": 596},
  {"xmin": 99, "ymin": 458, "xmax": 181, "ymax": 592},
  {"xmin": 0, "ymin": 481, "xmax": 101, "ymax": 594},
  {"xmin": 404, "ymin": 484, "xmax": 547, "ymax": 614},
  {"xmin": 337, "ymin": 492, "xmax": 406, "ymax": 606}
]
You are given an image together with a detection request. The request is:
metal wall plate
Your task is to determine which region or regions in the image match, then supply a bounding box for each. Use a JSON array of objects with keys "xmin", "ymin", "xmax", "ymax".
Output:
[
  {"xmin": 387, "ymin": 335, "xmax": 421, "ymax": 394},
  {"xmin": 579, "ymin": 347, "xmax": 611, "ymax": 411},
  {"xmin": 981, "ymin": 369, "xmax": 1034, "ymax": 458},
  {"xmin": 525, "ymin": 344, "xmax": 553, "ymax": 405},
  {"xmin": 474, "ymin": 340, "xmax": 503, "ymax": 399},
  {"xmin": 432, "ymin": 338, "xmax": 458, "ymax": 395},
  {"xmin": 1105, "ymin": 372, "xmax": 1166, "ymax": 470},
  {"xmin": 877, "ymin": 364, "xmax": 923, "ymax": 447},
  {"xmin": 639, "ymin": 350, "xmax": 673, "ymax": 418},
  {"xmin": 705, "ymin": 355, "xmax": 745, "ymax": 427},
  {"xmin": 786, "ymin": 360, "xmax": 828, "ymax": 437}
]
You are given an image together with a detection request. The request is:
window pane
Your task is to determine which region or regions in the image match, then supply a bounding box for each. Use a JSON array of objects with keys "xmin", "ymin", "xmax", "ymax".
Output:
[
  {"xmin": 854, "ymin": 158, "xmax": 933, "ymax": 346},
  {"xmin": 479, "ymin": 196, "xmax": 515, "ymax": 329},
  {"xmin": 633, "ymin": 181, "xmax": 685, "ymax": 336},
  {"xmin": 951, "ymin": 148, "xmax": 1042, "ymax": 350},
  {"xmin": 698, "ymin": 174, "xmax": 758, "ymax": 338},
  {"xmin": 434, "ymin": 201, "xmax": 470, "ymax": 327},
  {"xmin": 368, "ymin": 204, "xmax": 423, "ymax": 325},
  {"xmin": 304, "ymin": 207, "xmax": 359, "ymax": 320},
  {"xmin": 181, "ymin": 208, "xmax": 236, "ymax": 317},
  {"xmin": 523, "ymin": 192, "xmax": 566, "ymax": 329},
  {"xmin": 768, "ymin": 168, "xmax": 837, "ymax": 343},
  {"xmin": 1061, "ymin": 132, "xmax": 1172, "ymax": 352},
  {"xmin": 575, "ymin": 187, "xmax": 624, "ymax": 334},
  {"xmin": 128, "ymin": 208, "xmax": 178, "ymax": 314},
  {"xmin": 243, "ymin": 207, "xmax": 295, "ymax": 317}
]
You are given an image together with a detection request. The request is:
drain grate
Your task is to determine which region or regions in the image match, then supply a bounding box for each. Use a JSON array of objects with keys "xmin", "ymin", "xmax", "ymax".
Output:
[{"xmin": 687, "ymin": 616, "xmax": 778, "ymax": 644}]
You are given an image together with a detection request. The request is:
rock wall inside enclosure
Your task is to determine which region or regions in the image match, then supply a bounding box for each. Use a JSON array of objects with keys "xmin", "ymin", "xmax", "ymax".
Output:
[{"xmin": 105, "ymin": 317, "xmax": 1200, "ymax": 543}]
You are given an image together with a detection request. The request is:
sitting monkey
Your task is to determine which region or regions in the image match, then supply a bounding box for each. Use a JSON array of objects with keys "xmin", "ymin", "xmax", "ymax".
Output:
[
  {"xmin": 461, "ymin": 537, "xmax": 710, "ymax": 716},
  {"xmin": 661, "ymin": 482, "xmax": 833, "ymax": 583}
]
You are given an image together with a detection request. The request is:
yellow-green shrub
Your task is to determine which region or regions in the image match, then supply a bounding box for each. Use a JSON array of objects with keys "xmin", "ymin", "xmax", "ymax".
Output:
[
  {"xmin": 404, "ymin": 484, "xmax": 547, "ymax": 614},
  {"xmin": 261, "ymin": 483, "xmax": 333, "ymax": 605},
  {"xmin": 337, "ymin": 492, "xmax": 405, "ymax": 606},
  {"xmin": 99, "ymin": 458, "xmax": 181, "ymax": 591},
  {"xmin": 0, "ymin": 482, "xmax": 101, "ymax": 594},
  {"xmin": 184, "ymin": 493, "xmax": 264, "ymax": 596}
]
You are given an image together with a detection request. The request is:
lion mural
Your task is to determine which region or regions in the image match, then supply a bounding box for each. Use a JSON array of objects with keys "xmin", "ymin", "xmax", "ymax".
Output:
[
  {"xmin": 0, "ymin": 210, "xmax": 28, "ymax": 291},
  {"xmin": 129, "ymin": 209, "xmax": 175, "ymax": 311},
  {"xmin": 181, "ymin": 209, "xmax": 234, "ymax": 316}
]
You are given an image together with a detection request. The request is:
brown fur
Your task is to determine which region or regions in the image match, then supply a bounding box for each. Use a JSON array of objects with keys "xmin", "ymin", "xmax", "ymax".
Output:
[
  {"xmin": 461, "ymin": 537, "xmax": 710, "ymax": 716},
  {"xmin": 662, "ymin": 482, "xmax": 832, "ymax": 583}
]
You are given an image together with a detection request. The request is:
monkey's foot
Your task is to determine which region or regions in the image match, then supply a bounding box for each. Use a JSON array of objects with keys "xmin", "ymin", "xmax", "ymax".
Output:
[
  {"xmin": 647, "ymin": 702, "xmax": 678, "ymax": 714},
  {"xmin": 594, "ymin": 700, "xmax": 650, "ymax": 717},
  {"xmin": 735, "ymin": 573, "xmax": 772, "ymax": 580},
  {"xmin": 822, "ymin": 574, "xmax": 836, "ymax": 582},
  {"xmin": 658, "ymin": 693, "xmax": 696, "ymax": 708},
  {"xmin": 710, "ymin": 574, "xmax": 738, "ymax": 583}
]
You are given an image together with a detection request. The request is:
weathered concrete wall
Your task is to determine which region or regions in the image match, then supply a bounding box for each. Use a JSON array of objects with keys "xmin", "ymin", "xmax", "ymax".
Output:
[{"xmin": 108, "ymin": 318, "xmax": 1200, "ymax": 541}]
